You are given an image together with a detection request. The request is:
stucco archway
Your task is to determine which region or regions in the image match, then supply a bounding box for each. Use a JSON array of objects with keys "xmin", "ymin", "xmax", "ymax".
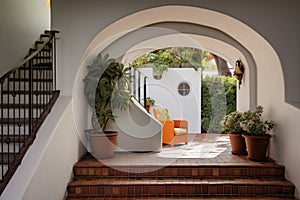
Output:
[
  {"xmin": 78, "ymin": 5, "xmax": 284, "ymax": 109},
  {"xmin": 73, "ymin": 4, "xmax": 284, "ymax": 149},
  {"xmin": 67, "ymin": 5, "xmax": 299, "ymax": 197}
]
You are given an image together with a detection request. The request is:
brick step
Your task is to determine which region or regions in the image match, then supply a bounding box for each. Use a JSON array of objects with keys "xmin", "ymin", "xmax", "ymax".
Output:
[
  {"xmin": 66, "ymin": 197, "xmax": 297, "ymax": 200},
  {"xmin": 67, "ymin": 177, "xmax": 295, "ymax": 197},
  {"xmin": 74, "ymin": 165, "xmax": 285, "ymax": 179},
  {"xmin": 73, "ymin": 154, "xmax": 285, "ymax": 179}
]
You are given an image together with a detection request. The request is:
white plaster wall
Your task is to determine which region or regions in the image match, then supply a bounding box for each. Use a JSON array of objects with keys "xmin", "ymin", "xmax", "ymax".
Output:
[
  {"xmin": 113, "ymin": 99, "xmax": 162, "ymax": 152},
  {"xmin": 0, "ymin": 0, "xmax": 50, "ymax": 75},
  {"xmin": 0, "ymin": 97, "xmax": 84, "ymax": 200},
  {"xmin": 140, "ymin": 68, "xmax": 201, "ymax": 133},
  {"xmin": 122, "ymin": 34, "xmax": 250, "ymax": 111}
]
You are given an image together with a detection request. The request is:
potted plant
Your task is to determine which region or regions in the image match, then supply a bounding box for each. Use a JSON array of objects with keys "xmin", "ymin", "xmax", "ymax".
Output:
[
  {"xmin": 146, "ymin": 97, "xmax": 155, "ymax": 112},
  {"xmin": 240, "ymin": 105, "xmax": 276, "ymax": 161},
  {"xmin": 83, "ymin": 53, "xmax": 131, "ymax": 158},
  {"xmin": 152, "ymin": 64, "xmax": 168, "ymax": 80},
  {"xmin": 221, "ymin": 111, "xmax": 247, "ymax": 155}
]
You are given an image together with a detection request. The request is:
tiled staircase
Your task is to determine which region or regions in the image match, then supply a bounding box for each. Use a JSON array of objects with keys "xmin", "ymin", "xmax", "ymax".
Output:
[{"xmin": 66, "ymin": 153, "xmax": 296, "ymax": 199}]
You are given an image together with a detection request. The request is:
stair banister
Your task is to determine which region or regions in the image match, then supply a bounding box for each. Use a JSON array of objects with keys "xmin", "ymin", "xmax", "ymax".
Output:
[
  {"xmin": 130, "ymin": 67, "xmax": 148, "ymax": 110},
  {"xmin": 0, "ymin": 30, "xmax": 60, "ymax": 195}
]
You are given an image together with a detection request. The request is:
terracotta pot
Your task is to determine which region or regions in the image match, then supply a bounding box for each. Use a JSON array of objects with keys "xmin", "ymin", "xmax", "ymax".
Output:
[
  {"xmin": 229, "ymin": 133, "xmax": 247, "ymax": 155},
  {"xmin": 243, "ymin": 134, "xmax": 271, "ymax": 161},
  {"xmin": 153, "ymin": 74, "xmax": 162, "ymax": 80},
  {"xmin": 89, "ymin": 132, "xmax": 118, "ymax": 159},
  {"xmin": 146, "ymin": 105, "xmax": 150, "ymax": 112}
]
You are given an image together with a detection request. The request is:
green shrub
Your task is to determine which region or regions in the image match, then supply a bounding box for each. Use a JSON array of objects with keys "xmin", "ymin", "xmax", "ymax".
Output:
[{"xmin": 201, "ymin": 76, "xmax": 237, "ymax": 133}]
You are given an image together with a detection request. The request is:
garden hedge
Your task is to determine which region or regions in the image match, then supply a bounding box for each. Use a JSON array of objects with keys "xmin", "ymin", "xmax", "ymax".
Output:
[{"xmin": 201, "ymin": 76, "xmax": 237, "ymax": 133}]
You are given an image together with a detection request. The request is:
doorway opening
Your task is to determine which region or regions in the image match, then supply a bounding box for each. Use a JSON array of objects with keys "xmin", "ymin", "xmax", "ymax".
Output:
[{"xmin": 130, "ymin": 47, "xmax": 237, "ymax": 134}]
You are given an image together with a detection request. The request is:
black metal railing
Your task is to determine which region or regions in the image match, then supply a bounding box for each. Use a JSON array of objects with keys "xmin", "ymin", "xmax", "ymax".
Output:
[
  {"xmin": 0, "ymin": 30, "xmax": 60, "ymax": 194},
  {"xmin": 130, "ymin": 68, "xmax": 148, "ymax": 109}
]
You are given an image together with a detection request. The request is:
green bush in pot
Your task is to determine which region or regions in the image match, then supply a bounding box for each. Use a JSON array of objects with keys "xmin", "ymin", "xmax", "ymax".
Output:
[
  {"xmin": 83, "ymin": 53, "xmax": 131, "ymax": 158},
  {"xmin": 221, "ymin": 111, "xmax": 246, "ymax": 155},
  {"xmin": 240, "ymin": 105, "xmax": 276, "ymax": 161}
]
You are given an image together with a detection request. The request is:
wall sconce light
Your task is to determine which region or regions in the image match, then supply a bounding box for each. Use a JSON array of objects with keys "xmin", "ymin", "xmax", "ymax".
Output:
[{"xmin": 234, "ymin": 59, "xmax": 244, "ymax": 89}]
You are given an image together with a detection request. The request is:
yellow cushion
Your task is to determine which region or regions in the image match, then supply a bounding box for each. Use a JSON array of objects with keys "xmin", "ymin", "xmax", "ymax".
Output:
[
  {"xmin": 174, "ymin": 128, "xmax": 187, "ymax": 135},
  {"xmin": 155, "ymin": 108, "xmax": 171, "ymax": 121}
]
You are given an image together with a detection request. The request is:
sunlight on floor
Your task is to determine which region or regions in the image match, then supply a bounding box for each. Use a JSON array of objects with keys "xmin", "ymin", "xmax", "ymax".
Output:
[{"xmin": 158, "ymin": 134, "xmax": 230, "ymax": 159}]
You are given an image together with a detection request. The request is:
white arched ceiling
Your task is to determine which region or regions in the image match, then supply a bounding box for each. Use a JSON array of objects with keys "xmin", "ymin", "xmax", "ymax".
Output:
[
  {"xmin": 73, "ymin": 5, "xmax": 284, "ymax": 135},
  {"xmin": 78, "ymin": 5, "xmax": 284, "ymax": 110}
]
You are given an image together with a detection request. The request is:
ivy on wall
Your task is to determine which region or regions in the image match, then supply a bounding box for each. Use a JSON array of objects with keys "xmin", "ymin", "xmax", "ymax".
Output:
[{"xmin": 201, "ymin": 76, "xmax": 237, "ymax": 133}]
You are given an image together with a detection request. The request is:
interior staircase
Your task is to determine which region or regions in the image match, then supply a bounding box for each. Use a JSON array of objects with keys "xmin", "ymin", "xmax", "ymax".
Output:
[
  {"xmin": 0, "ymin": 30, "xmax": 59, "ymax": 194},
  {"xmin": 65, "ymin": 152, "xmax": 296, "ymax": 199}
]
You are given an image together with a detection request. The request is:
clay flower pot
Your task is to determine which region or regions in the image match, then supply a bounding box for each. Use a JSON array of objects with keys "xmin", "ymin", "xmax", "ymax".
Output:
[
  {"xmin": 89, "ymin": 131, "xmax": 118, "ymax": 159},
  {"xmin": 243, "ymin": 134, "xmax": 271, "ymax": 161},
  {"xmin": 229, "ymin": 133, "xmax": 247, "ymax": 155}
]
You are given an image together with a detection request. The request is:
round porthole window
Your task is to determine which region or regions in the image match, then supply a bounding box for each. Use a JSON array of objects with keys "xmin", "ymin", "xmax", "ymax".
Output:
[{"xmin": 178, "ymin": 82, "xmax": 190, "ymax": 96}]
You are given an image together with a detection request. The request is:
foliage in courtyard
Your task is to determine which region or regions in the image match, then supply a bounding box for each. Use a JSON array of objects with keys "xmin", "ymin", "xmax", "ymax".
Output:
[
  {"xmin": 131, "ymin": 47, "xmax": 216, "ymax": 71},
  {"xmin": 132, "ymin": 47, "xmax": 236, "ymax": 133},
  {"xmin": 201, "ymin": 76, "xmax": 237, "ymax": 133}
]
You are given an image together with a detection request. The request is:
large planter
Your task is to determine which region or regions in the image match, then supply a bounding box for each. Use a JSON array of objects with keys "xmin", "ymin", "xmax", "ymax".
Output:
[
  {"xmin": 229, "ymin": 133, "xmax": 247, "ymax": 155},
  {"xmin": 243, "ymin": 134, "xmax": 271, "ymax": 161},
  {"xmin": 89, "ymin": 131, "xmax": 118, "ymax": 159}
]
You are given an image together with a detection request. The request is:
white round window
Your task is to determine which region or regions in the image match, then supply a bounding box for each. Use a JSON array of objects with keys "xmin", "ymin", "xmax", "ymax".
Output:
[{"xmin": 178, "ymin": 82, "xmax": 190, "ymax": 96}]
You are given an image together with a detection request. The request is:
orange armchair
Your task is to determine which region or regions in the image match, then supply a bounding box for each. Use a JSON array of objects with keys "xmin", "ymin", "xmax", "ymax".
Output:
[{"xmin": 153, "ymin": 108, "xmax": 188, "ymax": 147}]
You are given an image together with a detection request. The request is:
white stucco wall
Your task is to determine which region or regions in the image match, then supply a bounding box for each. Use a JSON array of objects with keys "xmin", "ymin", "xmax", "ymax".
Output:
[
  {"xmin": 113, "ymin": 99, "xmax": 162, "ymax": 152},
  {"xmin": 0, "ymin": 0, "xmax": 50, "ymax": 75},
  {"xmin": 0, "ymin": 97, "xmax": 84, "ymax": 200},
  {"xmin": 51, "ymin": 1, "xmax": 300, "ymax": 198},
  {"xmin": 139, "ymin": 68, "xmax": 201, "ymax": 133}
]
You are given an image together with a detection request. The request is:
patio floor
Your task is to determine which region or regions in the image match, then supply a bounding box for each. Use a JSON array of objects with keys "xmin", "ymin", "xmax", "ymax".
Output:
[{"xmin": 92, "ymin": 134, "xmax": 274, "ymax": 168}]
